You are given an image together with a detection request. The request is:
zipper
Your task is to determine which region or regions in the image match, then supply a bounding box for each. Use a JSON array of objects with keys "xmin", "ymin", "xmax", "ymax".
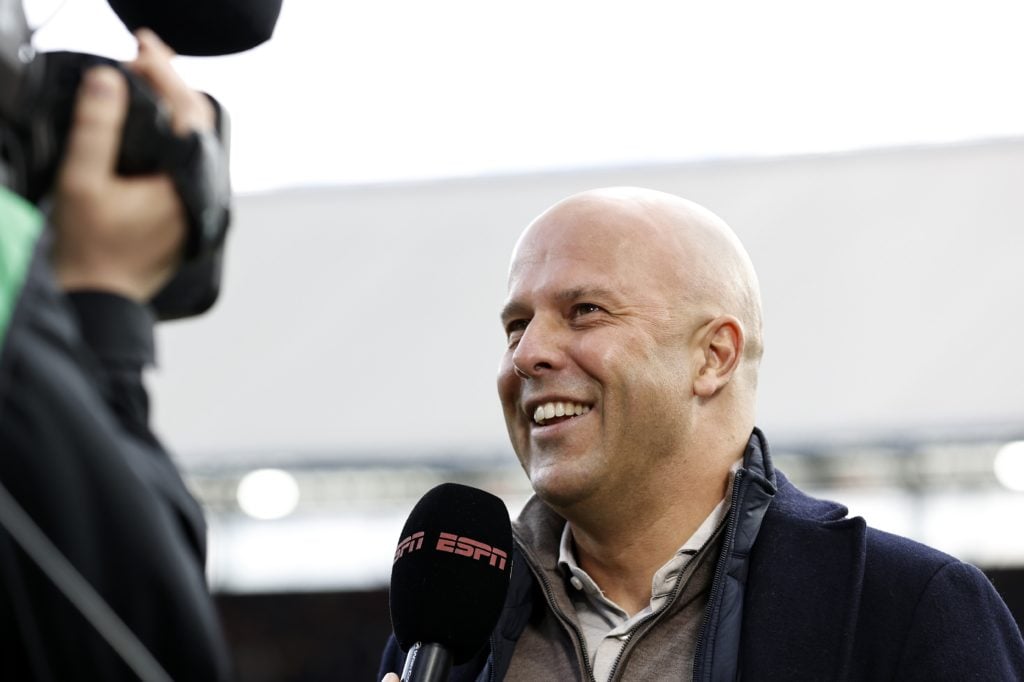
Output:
[
  {"xmin": 605, "ymin": 566, "xmax": 682, "ymax": 680},
  {"xmin": 692, "ymin": 469, "xmax": 746, "ymax": 681},
  {"xmin": 486, "ymin": 630, "xmax": 497, "ymax": 682},
  {"xmin": 515, "ymin": 533, "xmax": 599, "ymax": 682}
]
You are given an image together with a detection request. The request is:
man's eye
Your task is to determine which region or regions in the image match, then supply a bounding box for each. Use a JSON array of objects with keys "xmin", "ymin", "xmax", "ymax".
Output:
[
  {"xmin": 571, "ymin": 303, "xmax": 603, "ymax": 317},
  {"xmin": 505, "ymin": 320, "xmax": 528, "ymax": 345}
]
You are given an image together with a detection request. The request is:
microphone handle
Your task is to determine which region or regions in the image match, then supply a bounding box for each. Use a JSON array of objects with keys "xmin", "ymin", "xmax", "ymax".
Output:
[{"xmin": 401, "ymin": 642, "xmax": 452, "ymax": 682}]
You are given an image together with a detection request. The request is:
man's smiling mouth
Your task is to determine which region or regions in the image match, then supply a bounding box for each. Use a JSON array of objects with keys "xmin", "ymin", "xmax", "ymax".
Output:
[{"xmin": 532, "ymin": 401, "xmax": 591, "ymax": 426}]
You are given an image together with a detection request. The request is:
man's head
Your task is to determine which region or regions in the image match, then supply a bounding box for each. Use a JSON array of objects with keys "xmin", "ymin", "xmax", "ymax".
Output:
[{"xmin": 497, "ymin": 187, "xmax": 763, "ymax": 515}]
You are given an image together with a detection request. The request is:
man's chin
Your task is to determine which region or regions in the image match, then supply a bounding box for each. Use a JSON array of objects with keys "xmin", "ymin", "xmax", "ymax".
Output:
[{"xmin": 529, "ymin": 469, "xmax": 594, "ymax": 513}]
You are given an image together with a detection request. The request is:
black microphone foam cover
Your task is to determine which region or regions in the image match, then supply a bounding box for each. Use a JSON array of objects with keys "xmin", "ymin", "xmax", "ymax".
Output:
[
  {"xmin": 106, "ymin": 0, "xmax": 284, "ymax": 56},
  {"xmin": 389, "ymin": 483, "xmax": 513, "ymax": 665}
]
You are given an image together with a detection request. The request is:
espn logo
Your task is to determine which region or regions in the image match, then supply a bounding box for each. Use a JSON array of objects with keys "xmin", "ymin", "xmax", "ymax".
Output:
[
  {"xmin": 436, "ymin": 532, "xmax": 508, "ymax": 571},
  {"xmin": 393, "ymin": 531, "xmax": 425, "ymax": 562}
]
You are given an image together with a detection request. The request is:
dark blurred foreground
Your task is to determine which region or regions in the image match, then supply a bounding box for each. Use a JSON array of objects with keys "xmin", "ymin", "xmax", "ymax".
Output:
[{"xmin": 216, "ymin": 567, "xmax": 1024, "ymax": 682}]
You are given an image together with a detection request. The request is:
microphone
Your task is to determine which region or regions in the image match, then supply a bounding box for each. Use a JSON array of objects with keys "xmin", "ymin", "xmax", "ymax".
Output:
[
  {"xmin": 389, "ymin": 483, "xmax": 513, "ymax": 682},
  {"xmin": 105, "ymin": 0, "xmax": 284, "ymax": 56}
]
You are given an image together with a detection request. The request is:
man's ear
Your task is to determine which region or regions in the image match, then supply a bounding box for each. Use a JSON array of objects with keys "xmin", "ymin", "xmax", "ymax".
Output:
[{"xmin": 693, "ymin": 316, "xmax": 744, "ymax": 398}]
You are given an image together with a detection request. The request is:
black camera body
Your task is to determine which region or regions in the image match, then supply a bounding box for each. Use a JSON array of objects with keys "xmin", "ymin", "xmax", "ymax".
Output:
[{"xmin": 1, "ymin": 4, "xmax": 232, "ymax": 320}]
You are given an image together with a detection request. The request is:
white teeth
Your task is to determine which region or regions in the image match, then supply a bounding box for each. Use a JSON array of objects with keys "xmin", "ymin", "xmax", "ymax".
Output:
[{"xmin": 532, "ymin": 401, "xmax": 591, "ymax": 425}]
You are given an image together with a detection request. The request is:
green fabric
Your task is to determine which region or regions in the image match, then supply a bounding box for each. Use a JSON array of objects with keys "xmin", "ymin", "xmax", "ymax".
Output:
[{"xmin": 0, "ymin": 187, "xmax": 44, "ymax": 346}]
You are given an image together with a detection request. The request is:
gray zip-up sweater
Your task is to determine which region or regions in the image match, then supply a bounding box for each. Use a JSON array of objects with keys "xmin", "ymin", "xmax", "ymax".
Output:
[{"xmin": 503, "ymin": 494, "xmax": 727, "ymax": 681}]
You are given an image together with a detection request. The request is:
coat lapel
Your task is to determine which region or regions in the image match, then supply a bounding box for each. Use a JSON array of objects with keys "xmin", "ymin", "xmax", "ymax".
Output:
[{"xmin": 740, "ymin": 503, "xmax": 867, "ymax": 681}]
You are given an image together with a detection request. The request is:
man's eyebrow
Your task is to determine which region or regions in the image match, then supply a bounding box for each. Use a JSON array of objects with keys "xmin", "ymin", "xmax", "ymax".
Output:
[
  {"xmin": 555, "ymin": 286, "xmax": 616, "ymax": 304},
  {"xmin": 500, "ymin": 287, "xmax": 618, "ymax": 322},
  {"xmin": 500, "ymin": 300, "xmax": 530, "ymax": 324}
]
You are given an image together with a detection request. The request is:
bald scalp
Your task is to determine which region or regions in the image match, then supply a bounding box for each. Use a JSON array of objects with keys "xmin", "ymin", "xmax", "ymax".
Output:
[{"xmin": 513, "ymin": 187, "xmax": 764, "ymax": 368}]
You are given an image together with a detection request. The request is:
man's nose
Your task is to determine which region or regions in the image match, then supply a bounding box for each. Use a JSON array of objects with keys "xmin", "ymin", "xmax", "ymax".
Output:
[{"xmin": 511, "ymin": 315, "xmax": 565, "ymax": 378}]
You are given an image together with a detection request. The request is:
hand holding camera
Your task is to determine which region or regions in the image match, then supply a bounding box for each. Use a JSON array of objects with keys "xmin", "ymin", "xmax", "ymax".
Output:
[{"xmin": 2, "ymin": 0, "xmax": 233, "ymax": 319}]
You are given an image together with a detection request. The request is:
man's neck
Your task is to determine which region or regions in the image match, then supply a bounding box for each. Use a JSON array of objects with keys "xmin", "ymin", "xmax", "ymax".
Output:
[{"xmin": 564, "ymin": 462, "xmax": 736, "ymax": 617}]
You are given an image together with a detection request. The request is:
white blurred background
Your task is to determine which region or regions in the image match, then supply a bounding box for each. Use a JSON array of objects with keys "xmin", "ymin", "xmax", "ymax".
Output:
[
  {"xmin": 25, "ymin": 0, "xmax": 1024, "ymax": 596},
  {"xmin": 29, "ymin": 0, "xmax": 1024, "ymax": 192}
]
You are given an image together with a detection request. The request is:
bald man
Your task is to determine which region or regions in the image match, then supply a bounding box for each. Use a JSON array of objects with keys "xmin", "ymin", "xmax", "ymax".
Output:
[{"xmin": 380, "ymin": 188, "xmax": 1024, "ymax": 681}]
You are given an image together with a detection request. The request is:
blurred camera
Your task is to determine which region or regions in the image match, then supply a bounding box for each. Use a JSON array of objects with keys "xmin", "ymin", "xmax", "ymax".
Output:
[{"xmin": 1, "ymin": 1, "xmax": 231, "ymax": 319}]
